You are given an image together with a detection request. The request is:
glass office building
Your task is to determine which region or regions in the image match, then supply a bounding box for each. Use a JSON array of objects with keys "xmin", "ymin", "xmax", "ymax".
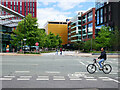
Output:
[{"xmin": 68, "ymin": 8, "xmax": 96, "ymax": 44}]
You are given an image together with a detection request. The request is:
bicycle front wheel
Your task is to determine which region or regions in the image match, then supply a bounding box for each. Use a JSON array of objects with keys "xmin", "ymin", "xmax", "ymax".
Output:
[
  {"xmin": 102, "ymin": 64, "xmax": 112, "ymax": 74},
  {"xmin": 87, "ymin": 64, "xmax": 96, "ymax": 74}
]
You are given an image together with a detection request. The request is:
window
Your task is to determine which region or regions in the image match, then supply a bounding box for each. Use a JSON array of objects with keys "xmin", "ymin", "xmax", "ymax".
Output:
[
  {"xmin": 97, "ymin": 10, "xmax": 99, "ymax": 25},
  {"xmin": 100, "ymin": 9, "xmax": 103, "ymax": 23},
  {"xmin": 33, "ymin": 2, "xmax": 34, "ymax": 7},
  {"xmin": 20, "ymin": 2, "xmax": 22, "ymax": 6},
  {"xmin": 33, "ymin": 8, "xmax": 34, "ymax": 12},
  {"xmin": 104, "ymin": 16, "xmax": 106, "ymax": 22},
  {"xmin": 109, "ymin": 5, "xmax": 111, "ymax": 11},
  {"xmin": 33, "ymin": 13, "xmax": 34, "ymax": 17},
  {"xmin": 109, "ymin": 14, "xmax": 111, "ymax": 21},
  {"xmin": 104, "ymin": 7, "xmax": 106, "ymax": 13},
  {"xmin": 14, "ymin": 0, "xmax": 15, "ymax": 5}
]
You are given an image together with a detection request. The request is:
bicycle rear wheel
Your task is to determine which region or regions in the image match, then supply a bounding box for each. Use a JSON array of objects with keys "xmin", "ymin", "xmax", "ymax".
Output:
[
  {"xmin": 87, "ymin": 64, "xmax": 96, "ymax": 74},
  {"xmin": 102, "ymin": 64, "xmax": 112, "ymax": 74}
]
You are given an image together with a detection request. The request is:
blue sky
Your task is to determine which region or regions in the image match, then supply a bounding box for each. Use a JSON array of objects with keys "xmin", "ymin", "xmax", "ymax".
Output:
[{"xmin": 37, "ymin": 0, "xmax": 95, "ymax": 28}]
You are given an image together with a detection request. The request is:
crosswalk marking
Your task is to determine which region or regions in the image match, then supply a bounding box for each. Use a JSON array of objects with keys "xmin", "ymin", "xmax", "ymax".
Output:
[
  {"xmin": 4, "ymin": 76, "xmax": 15, "ymax": 78},
  {"xmin": 70, "ymin": 78, "xmax": 82, "ymax": 80},
  {"xmin": 36, "ymin": 76, "xmax": 49, "ymax": 80},
  {"xmin": 86, "ymin": 79, "xmax": 97, "ymax": 81},
  {"xmin": 45, "ymin": 71, "xmax": 60, "ymax": 74},
  {"xmin": 19, "ymin": 76, "xmax": 32, "ymax": 78},
  {"xmin": 17, "ymin": 78, "xmax": 30, "ymax": 80},
  {"xmin": 53, "ymin": 76, "xmax": 65, "ymax": 80},
  {"xmin": 0, "ymin": 78, "xmax": 12, "ymax": 80},
  {"xmin": 84, "ymin": 76, "xmax": 94, "ymax": 79},
  {"xmin": 1, "ymin": 75, "xmax": 119, "ymax": 83},
  {"xmin": 98, "ymin": 77, "xmax": 109, "ymax": 79},
  {"xmin": 15, "ymin": 71, "xmax": 30, "ymax": 73}
]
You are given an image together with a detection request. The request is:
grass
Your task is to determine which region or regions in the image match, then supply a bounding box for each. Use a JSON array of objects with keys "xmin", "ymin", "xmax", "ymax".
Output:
[{"xmin": 18, "ymin": 51, "xmax": 55, "ymax": 54}]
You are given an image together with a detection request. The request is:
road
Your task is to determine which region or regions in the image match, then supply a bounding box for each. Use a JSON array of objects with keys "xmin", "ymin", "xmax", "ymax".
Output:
[{"xmin": 0, "ymin": 51, "xmax": 120, "ymax": 89}]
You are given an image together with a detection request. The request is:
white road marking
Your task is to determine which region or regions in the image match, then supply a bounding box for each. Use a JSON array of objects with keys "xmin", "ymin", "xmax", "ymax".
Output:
[
  {"xmin": 86, "ymin": 79, "xmax": 97, "ymax": 81},
  {"xmin": 84, "ymin": 76, "xmax": 95, "ymax": 79},
  {"xmin": 53, "ymin": 76, "xmax": 65, "ymax": 80},
  {"xmin": 102, "ymin": 78, "xmax": 114, "ymax": 81},
  {"xmin": 112, "ymin": 79, "xmax": 120, "ymax": 83},
  {"xmin": 19, "ymin": 76, "xmax": 32, "ymax": 78},
  {"xmin": 17, "ymin": 78, "xmax": 30, "ymax": 80},
  {"xmin": 45, "ymin": 71, "xmax": 60, "ymax": 74},
  {"xmin": 0, "ymin": 78, "xmax": 12, "ymax": 80},
  {"xmin": 70, "ymin": 78, "xmax": 82, "ymax": 80},
  {"xmin": 110, "ymin": 73, "xmax": 118, "ymax": 75},
  {"xmin": 15, "ymin": 71, "xmax": 30, "ymax": 73},
  {"xmin": 36, "ymin": 78, "xmax": 49, "ymax": 80},
  {"xmin": 79, "ymin": 62, "xmax": 86, "ymax": 66},
  {"xmin": 75, "ymin": 72, "xmax": 87, "ymax": 74},
  {"xmin": 36, "ymin": 76, "xmax": 49, "ymax": 81},
  {"xmin": 99, "ymin": 77, "xmax": 109, "ymax": 79},
  {"xmin": 4, "ymin": 76, "xmax": 15, "ymax": 78}
]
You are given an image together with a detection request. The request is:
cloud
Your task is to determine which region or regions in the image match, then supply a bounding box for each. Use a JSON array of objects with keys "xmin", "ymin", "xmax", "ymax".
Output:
[
  {"xmin": 37, "ymin": 7, "xmax": 71, "ymax": 28},
  {"xmin": 37, "ymin": 0, "xmax": 91, "ymax": 10}
]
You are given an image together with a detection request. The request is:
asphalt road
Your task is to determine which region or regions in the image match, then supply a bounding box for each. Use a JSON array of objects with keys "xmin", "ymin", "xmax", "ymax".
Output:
[{"xmin": 0, "ymin": 52, "xmax": 120, "ymax": 89}]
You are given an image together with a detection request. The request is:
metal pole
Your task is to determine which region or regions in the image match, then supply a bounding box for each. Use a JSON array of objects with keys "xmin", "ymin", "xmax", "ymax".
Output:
[{"xmin": 91, "ymin": 39, "xmax": 92, "ymax": 51}]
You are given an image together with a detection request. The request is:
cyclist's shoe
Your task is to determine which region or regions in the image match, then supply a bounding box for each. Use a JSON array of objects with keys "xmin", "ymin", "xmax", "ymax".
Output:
[{"xmin": 99, "ymin": 68, "xmax": 103, "ymax": 71}]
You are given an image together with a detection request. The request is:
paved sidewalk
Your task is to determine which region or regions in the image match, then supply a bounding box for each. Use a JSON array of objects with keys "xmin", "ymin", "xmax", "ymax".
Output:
[
  {"xmin": 65, "ymin": 52, "xmax": 119, "ymax": 58},
  {"xmin": 0, "ymin": 51, "xmax": 119, "ymax": 58},
  {"xmin": 0, "ymin": 53, "xmax": 42, "ymax": 56}
]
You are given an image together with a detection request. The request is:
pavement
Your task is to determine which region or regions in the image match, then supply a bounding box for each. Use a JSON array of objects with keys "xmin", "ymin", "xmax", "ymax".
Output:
[
  {"xmin": 0, "ymin": 51, "xmax": 119, "ymax": 58},
  {"xmin": 0, "ymin": 53, "xmax": 119, "ymax": 89}
]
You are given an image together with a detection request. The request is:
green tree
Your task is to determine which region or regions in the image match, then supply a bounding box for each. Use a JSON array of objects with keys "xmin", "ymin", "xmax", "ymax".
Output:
[
  {"xmin": 11, "ymin": 14, "xmax": 39, "ymax": 47},
  {"xmin": 110, "ymin": 27, "xmax": 120, "ymax": 51},
  {"xmin": 95, "ymin": 26, "xmax": 112, "ymax": 50},
  {"xmin": 84, "ymin": 39, "xmax": 96, "ymax": 52},
  {"xmin": 44, "ymin": 32, "xmax": 62, "ymax": 48},
  {"xmin": 73, "ymin": 41, "xmax": 84, "ymax": 50}
]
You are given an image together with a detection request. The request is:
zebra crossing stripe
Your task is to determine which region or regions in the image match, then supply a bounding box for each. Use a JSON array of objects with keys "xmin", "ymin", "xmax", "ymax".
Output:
[
  {"xmin": 15, "ymin": 71, "xmax": 30, "ymax": 73},
  {"xmin": 17, "ymin": 78, "xmax": 30, "ymax": 80},
  {"xmin": 36, "ymin": 76, "xmax": 49, "ymax": 80},
  {"xmin": 86, "ymin": 79, "xmax": 97, "ymax": 81},
  {"xmin": 19, "ymin": 76, "xmax": 32, "ymax": 78},
  {"xmin": 0, "ymin": 78, "xmax": 12, "ymax": 80},
  {"xmin": 53, "ymin": 76, "xmax": 65, "ymax": 80},
  {"xmin": 4, "ymin": 76, "xmax": 15, "ymax": 78},
  {"xmin": 70, "ymin": 78, "xmax": 82, "ymax": 80},
  {"xmin": 84, "ymin": 76, "xmax": 94, "ymax": 79}
]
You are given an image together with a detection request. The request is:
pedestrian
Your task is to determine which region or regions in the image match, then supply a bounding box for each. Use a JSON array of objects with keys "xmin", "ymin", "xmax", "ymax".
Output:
[
  {"xmin": 56, "ymin": 48, "xmax": 58, "ymax": 55},
  {"xmin": 60, "ymin": 48, "xmax": 62, "ymax": 55}
]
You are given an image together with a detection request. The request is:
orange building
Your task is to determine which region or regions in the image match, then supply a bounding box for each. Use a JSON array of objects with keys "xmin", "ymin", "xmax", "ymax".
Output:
[{"xmin": 44, "ymin": 21, "xmax": 68, "ymax": 45}]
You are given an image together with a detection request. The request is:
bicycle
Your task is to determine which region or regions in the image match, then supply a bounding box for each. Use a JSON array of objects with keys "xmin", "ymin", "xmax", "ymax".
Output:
[{"xmin": 87, "ymin": 59, "xmax": 112, "ymax": 74}]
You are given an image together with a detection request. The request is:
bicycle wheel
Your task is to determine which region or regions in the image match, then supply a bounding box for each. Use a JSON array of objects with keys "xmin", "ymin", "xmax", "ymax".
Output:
[
  {"xmin": 87, "ymin": 64, "xmax": 96, "ymax": 74},
  {"xmin": 102, "ymin": 64, "xmax": 112, "ymax": 74}
]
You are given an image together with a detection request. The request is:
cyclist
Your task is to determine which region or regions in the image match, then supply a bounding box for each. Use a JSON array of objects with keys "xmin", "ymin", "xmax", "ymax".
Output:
[{"xmin": 98, "ymin": 47, "xmax": 107, "ymax": 70}]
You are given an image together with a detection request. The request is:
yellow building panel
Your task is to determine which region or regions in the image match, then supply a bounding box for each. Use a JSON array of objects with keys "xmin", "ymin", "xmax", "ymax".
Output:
[{"xmin": 47, "ymin": 24, "xmax": 68, "ymax": 45}]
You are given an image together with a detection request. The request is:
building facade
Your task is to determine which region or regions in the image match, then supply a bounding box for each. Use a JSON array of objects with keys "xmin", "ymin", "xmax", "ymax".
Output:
[
  {"xmin": 95, "ymin": 1, "xmax": 120, "ymax": 31},
  {"xmin": 68, "ymin": 8, "xmax": 96, "ymax": 44},
  {"xmin": 0, "ymin": 0, "xmax": 37, "ymax": 17},
  {"xmin": 44, "ymin": 21, "xmax": 68, "ymax": 45}
]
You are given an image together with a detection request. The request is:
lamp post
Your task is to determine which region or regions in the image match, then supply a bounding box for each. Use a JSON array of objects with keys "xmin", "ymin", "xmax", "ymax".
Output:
[{"xmin": 23, "ymin": 38, "xmax": 27, "ymax": 54}]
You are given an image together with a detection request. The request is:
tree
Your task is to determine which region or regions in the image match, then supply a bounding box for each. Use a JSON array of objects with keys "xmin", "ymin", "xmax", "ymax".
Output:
[
  {"xmin": 73, "ymin": 41, "xmax": 84, "ymax": 50},
  {"xmin": 110, "ymin": 27, "xmax": 120, "ymax": 51},
  {"xmin": 84, "ymin": 39, "xmax": 96, "ymax": 52},
  {"xmin": 11, "ymin": 14, "xmax": 39, "ymax": 48},
  {"xmin": 46, "ymin": 32, "xmax": 62, "ymax": 48},
  {"xmin": 95, "ymin": 26, "xmax": 112, "ymax": 50}
]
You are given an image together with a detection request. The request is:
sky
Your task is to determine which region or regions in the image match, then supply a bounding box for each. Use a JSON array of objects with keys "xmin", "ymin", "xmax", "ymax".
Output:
[{"xmin": 37, "ymin": 0, "xmax": 95, "ymax": 28}]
